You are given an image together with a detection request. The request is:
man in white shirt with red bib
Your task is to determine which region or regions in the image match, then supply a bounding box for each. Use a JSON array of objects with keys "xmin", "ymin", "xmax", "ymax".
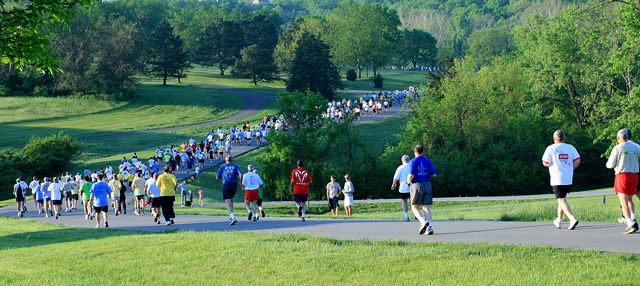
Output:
[{"xmin": 542, "ymin": 130, "xmax": 580, "ymax": 230}]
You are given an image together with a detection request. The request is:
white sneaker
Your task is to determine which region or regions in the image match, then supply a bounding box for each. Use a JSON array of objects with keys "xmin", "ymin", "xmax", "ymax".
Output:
[
  {"xmin": 165, "ymin": 221, "xmax": 172, "ymax": 226},
  {"xmin": 618, "ymin": 217, "xmax": 626, "ymax": 224},
  {"xmin": 85, "ymin": 215, "xmax": 89, "ymax": 220},
  {"xmin": 553, "ymin": 218, "xmax": 562, "ymax": 229}
]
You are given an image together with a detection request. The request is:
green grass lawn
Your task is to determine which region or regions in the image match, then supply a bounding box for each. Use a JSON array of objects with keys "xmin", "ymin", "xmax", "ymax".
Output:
[
  {"xmin": 341, "ymin": 69, "xmax": 430, "ymax": 91},
  {"xmin": 0, "ymin": 96, "xmax": 126, "ymax": 124},
  {"xmin": 0, "ymin": 216, "xmax": 637, "ymax": 285},
  {"xmin": 175, "ymin": 192, "xmax": 624, "ymax": 223},
  {"xmin": 0, "ymin": 81, "xmax": 244, "ymax": 146},
  {"xmin": 181, "ymin": 65, "xmax": 287, "ymax": 96}
]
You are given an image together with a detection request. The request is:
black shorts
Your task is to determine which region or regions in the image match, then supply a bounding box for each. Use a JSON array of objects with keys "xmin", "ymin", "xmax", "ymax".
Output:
[
  {"xmin": 222, "ymin": 184, "xmax": 237, "ymax": 200},
  {"xmin": 294, "ymin": 194, "xmax": 308, "ymax": 203},
  {"xmin": 52, "ymin": 200, "xmax": 62, "ymax": 205},
  {"xmin": 257, "ymin": 199, "xmax": 262, "ymax": 206},
  {"xmin": 328, "ymin": 197, "xmax": 339, "ymax": 209},
  {"xmin": 136, "ymin": 195, "xmax": 145, "ymax": 200},
  {"xmin": 37, "ymin": 199, "xmax": 44, "ymax": 204},
  {"xmin": 151, "ymin": 197, "xmax": 161, "ymax": 208},
  {"xmin": 399, "ymin": 193, "xmax": 410, "ymax": 200},
  {"xmin": 552, "ymin": 185, "xmax": 572, "ymax": 199},
  {"xmin": 72, "ymin": 194, "xmax": 79, "ymax": 200},
  {"xmin": 93, "ymin": 206, "xmax": 108, "ymax": 213},
  {"xmin": 15, "ymin": 195, "xmax": 25, "ymax": 202}
]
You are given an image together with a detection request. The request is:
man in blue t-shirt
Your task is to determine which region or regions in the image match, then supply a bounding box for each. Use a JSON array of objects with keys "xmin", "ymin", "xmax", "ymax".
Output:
[
  {"xmin": 406, "ymin": 144, "xmax": 437, "ymax": 236},
  {"xmin": 90, "ymin": 174, "xmax": 112, "ymax": 228},
  {"xmin": 216, "ymin": 155, "xmax": 243, "ymax": 225}
]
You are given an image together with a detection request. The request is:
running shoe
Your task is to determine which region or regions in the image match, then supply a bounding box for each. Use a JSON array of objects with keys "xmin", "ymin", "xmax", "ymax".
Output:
[
  {"xmin": 634, "ymin": 222, "xmax": 639, "ymax": 232},
  {"xmin": 115, "ymin": 210, "xmax": 119, "ymax": 216},
  {"xmin": 85, "ymin": 215, "xmax": 88, "ymax": 220},
  {"xmin": 141, "ymin": 211, "xmax": 145, "ymax": 216},
  {"xmin": 256, "ymin": 216, "xmax": 259, "ymax": 221},
  {"xmin": 170, "ymin": 219, "xmax": 174, "ymax": 225},
  {"xmin": 624, "ymin": 226, "xmax": 636, "ymax": 234},
  {"xmin": 230, "ymin": 217, "xmax": 237, "ymax": 225},
  {"xmin": 404, "ymin": 217, "xmax": 410, "ymax": 222},
  {"xmin": 135, "ymin": 210, "xmax": 140, "ymax": 216},
  {"xmin": 55, "ymin": 213, "xmax": 59, "ymax": 219},
  {"xmin": 252, "ymin": 217, "xmax": 257, "ymax": 221},
  {"xmin": 49, "ymin": 210, "xmax": 53, "ymax": 216},
  {"xmin": 17, "ymin": 212, "xmax": 20, "ymax": 217},
  {"xmin": 261, "ymin": 210, "xmax": 265, "ymax": 218},
  {"xmin": 618, "ymin": 217, "xmax": 626, "ymax": 224},
  {"xmin": 301, "ymin": 217, "xmax": 305, "ymax": 222},
  {"xmin": 297, "ymin": 206, "xmax": 302, "ymax": 217},
  {"xmin": 154, "ymin": 214, "xmax": 158, "ymax": 223},
  {"xmin": 568, "ymin": 220, "xmax": 579, "ymax": 230},
  {"xmin": 105, "ymin": 221, "xmax": 109, "ymax": 228},
  {"xmin": 419, "ymin": 221, "xmax": 429, "ymax": 235},
  {"xmin": 427, "ymin": 226, "xmax": 434, "ymax": 235},
  {"xmin": 165, "ymin": 221, "xmax": 172, "ymax": 226},
  {"xmin": 553, "ymin": 218, "xmax": 562, "ymax": 229},
  {"xmin": 248, "ymin": 212, "xmax": 253, "ymax": 220}
]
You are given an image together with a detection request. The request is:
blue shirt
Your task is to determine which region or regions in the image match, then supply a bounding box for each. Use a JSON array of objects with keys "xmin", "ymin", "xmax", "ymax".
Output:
[
  {"xmin": 408, "ymin": 156, "xmax": 437, "ymax": 182},
  {"xmin": 35, "ymin": 185, "xmax": 43, "ymax": 200},
  {"xmin": 151, "ymin": 163, "xmax": 159, "ymax": 174},
  {"xmin": 216, "ymin": 163, "xmax": 242, "ymax": 185},
  {"xmin": 42, "ymin": 182, "xmax": 51, "ymax": 198},
  {"xmin": 90, "ymin": 181, "xmax": 112, "ymax": 207}
]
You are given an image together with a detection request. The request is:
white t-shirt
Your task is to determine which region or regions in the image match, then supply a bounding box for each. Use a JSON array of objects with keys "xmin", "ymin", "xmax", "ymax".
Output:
[
  {"xmin": 542, "ymin": 142, "xmax": 580, "ymax": 186},
  {"xmin": 146, "ymin": 179, "xmax": 161, "ymax": 198},
  {"xmin": 49, "ymin": 182, "xmax": 63, "ymax": 200},
  {"xmin": 242, "ymin": 172, "xmax": 263, "ymax": 190},
  {"xmin": 326, "ymin": 182, "xmax": 341, "ymax": 198},
  {"xmin": 393, "ymin": 164, "xmax": 412, "ymax": 193}
]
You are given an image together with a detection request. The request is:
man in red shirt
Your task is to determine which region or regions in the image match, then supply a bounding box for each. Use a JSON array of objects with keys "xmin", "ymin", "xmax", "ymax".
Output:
[{"xmin": 290, "ymin": 159, "xmax": 312, "ymax": 222}]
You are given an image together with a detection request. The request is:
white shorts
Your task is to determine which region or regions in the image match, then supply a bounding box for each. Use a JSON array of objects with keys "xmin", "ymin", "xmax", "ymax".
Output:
[{"xmin": 344, "ymin": 194, "xmax": 353, "ymax": 207}]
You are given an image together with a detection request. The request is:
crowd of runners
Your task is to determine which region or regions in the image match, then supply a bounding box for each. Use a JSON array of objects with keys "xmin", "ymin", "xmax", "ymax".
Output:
[{"xmin": 12, "ymin": 84, "xmax": 640, "ymax": 236}]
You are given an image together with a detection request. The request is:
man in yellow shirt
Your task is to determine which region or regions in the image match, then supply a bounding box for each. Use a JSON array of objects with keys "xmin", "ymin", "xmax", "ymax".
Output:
[
  {"xmin": 132, "ymin": 172, "xmax": 147, "ymax": 216},
  {"xmin": 108, "ymin": 175, "xmax": 123, "ymax": 216},
  {"xmin": 156, "ymin": 166, "xmax": 177, "ymax": 225}
]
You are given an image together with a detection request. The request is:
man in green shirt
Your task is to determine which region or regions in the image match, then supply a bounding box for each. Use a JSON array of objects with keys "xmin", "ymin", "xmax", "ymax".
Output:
[{"xmin": 80, "ymin": 176, "xmax": 94, "ymax": 220}]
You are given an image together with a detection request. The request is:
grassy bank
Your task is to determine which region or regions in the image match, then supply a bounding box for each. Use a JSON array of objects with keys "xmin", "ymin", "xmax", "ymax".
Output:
[
  {"xmin": 0, "ymin": 81, "xmax": 244, "ymax": 146},
  {"xmin": 0, "ymin": 217, "xmax": 637, "ymax": 285}
]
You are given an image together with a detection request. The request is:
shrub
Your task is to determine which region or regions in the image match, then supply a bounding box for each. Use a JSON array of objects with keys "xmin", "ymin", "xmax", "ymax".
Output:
[
  {"xmin": 22, "ymin": 132, "xmax": 81, "ymax": 177},
  {"xmin": 346, "ymin": 69, "xmax": 357, "ymax": 81},
  {"xmin": 373, "ymin": 74, "xmax": 383, "ymax": 88}
]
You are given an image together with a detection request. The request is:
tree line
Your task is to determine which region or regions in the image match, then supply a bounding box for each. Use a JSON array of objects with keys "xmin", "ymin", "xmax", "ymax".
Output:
[{"xmin": 1, "ymin": 0, "xmax": 439, "ymax": 100}]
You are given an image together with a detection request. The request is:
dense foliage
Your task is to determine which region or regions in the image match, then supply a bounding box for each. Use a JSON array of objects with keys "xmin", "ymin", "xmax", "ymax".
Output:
[{"xmin": 0, "ymin": 133, "xmax": 80, "ymax": 200}]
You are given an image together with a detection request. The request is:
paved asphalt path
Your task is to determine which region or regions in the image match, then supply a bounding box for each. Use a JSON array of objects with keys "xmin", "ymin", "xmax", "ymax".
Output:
[{"xmin": 3, "ymin": 200, "xmax": 639, "ymax": 254}]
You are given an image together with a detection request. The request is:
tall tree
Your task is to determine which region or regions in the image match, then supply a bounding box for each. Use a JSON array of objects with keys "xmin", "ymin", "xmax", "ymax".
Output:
[
  {"xmin": 147, "ymin": 19, "xmax": 191, "ymax": 85},
  {"xmin": 398, "ymin": 29, "xmax": 438, "ymax": 68},
  {"xmin": 197, "ymin": 18, "xmax": 244, "ymax": 76},
  {"xmin": 232, "ymin": 44, "xmax": 278, "ymax": 86},
  {"xmin": 286, "ymin": 32, "xmax": 342, "ymax": 100},
  {"xmin": 90, "ymin": 15, "xmax": 144, "ymax": 97},
  {"xmin": 242, "ymin": 11, "xmax": 281, "ymax": 52},
  {"xmin": 274, "ymin": 16, "xmax": 326, "ymax": 75},
  {"xmin": 467, "ymin": 26, "xmax": 514, "ymax": 66},
  {"xmin": 327, "ymin": 2, "xmax": 401, "ymax": 79},
  {"xmin": 1, "ymin": 0, "xmax": 92, "ymax": 72}
]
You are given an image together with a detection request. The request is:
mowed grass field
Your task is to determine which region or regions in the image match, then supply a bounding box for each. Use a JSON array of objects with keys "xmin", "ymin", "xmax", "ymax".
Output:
[
  {"xmin": 1, "ymin": 216, "xmax": 638, "ymax": 285},
  {"xmin": 341, "ymin": 69, "xmax": 430, "ymax": 91},
  {"xmin": 180, "ymin": 65, "xmax": 287, "ymax": 96},
  {"xmin": 0, "ymin": 97, "xmax": 126, "ymax": 124},
  {"xmin": 0, "ymin": 80, "xmax": 244, "ymax": 146}
]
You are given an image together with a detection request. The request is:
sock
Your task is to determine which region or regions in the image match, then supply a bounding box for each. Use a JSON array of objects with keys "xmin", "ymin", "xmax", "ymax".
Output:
[
  {"xmin": 301, "ymin": 205, "xmax": 306, "ymax": 218},
  {"xmin": 259, "ymin": 206, "xmax": 263, "ymax": 211},
  {"xmin": 230, "ymin": 212, "xmax": 235, "ymax": 219},
  {"xmin": 404, "ymin": 212, "xmax": 409, "ymax": 219},
  {"xmin": 568, "ymin": 215, "xmax": 576, "ymax": 222},
  {"xmin": 295, "ymin": 203, "xmax": 301, "ymax": 209},
  {"xmin": 627, "ymin": 218, "xmax": 634, "ymax": 226},
  {"xmin": 633, "ymin": 213, "xmax": 637, "ymax": 220},
  {"xmin": 417, "ymin": 216, "xmax": 426, "ymax": 224}
]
